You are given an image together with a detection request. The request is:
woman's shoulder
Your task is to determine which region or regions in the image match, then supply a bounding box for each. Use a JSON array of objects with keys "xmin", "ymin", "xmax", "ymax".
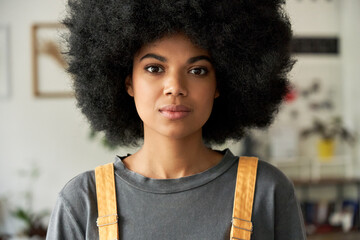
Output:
[
  {"xmin": 238, "ymin": 157, "xmax": 294, "ymax": 189},
  {"xmin": 58, "ymin": 170, "xmax": 97, "ymax": 207},
  {"xmin": 48, "ymin": 170, "xmax": 99, "ymax": 238},
  {"xmin": 255, "ymin": 159, "xmax": 295, "ymax": 194}
]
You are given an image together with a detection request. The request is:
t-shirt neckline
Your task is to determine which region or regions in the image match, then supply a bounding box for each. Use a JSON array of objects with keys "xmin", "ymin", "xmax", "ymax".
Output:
[{"xmin": 113, "ymin": 149, "xmax": 237, "ymax": 194}]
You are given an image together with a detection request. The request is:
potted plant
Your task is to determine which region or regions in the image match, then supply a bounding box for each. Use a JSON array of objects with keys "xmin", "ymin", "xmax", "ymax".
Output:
[
  {"xmin": 300, "ymin": 116, "xmax": 356, "ymax": 161},
  {"xmin": 11, "ymin": 208, "xmax": 48, "ymax": 239},
  {"xmin": 10, "ymin": 165, "xmax": 49, "ymax": 239}
]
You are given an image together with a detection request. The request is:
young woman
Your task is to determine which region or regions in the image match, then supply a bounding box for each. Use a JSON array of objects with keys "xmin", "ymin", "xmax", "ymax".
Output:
[{"xmin": 46, "ymin": 0, "xmax": 306, "ymax": 239}]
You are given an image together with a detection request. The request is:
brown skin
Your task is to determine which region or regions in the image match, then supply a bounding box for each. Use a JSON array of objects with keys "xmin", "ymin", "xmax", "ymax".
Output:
[{"xmin": 124, "ymin": 33, "xmax": 223, "ymax": 179}]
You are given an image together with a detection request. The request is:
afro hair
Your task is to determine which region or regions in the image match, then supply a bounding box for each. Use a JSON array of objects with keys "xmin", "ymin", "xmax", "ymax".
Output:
[{"xmin": 63, "ymin": 0, "xmax": 294, "ymax": 147}]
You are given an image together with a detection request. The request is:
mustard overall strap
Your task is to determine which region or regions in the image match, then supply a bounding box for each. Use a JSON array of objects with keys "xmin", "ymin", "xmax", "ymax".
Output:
[
  {"xmin": 95, "ymin": 163, "xmax": 119, "ymax": 240},
  {"xmin": 230, "ymin": 157, "xmax": 258, "ymax": 240}
]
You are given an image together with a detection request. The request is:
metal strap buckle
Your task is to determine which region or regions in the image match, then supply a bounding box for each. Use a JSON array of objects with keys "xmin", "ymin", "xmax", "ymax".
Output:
[
  {"xmin": 96, "ymin": 213, "xmax": 118, "ymax": 227},
  {"xmin": 231, "ymin": 217, "xmax": 253, "ymax": 232}
]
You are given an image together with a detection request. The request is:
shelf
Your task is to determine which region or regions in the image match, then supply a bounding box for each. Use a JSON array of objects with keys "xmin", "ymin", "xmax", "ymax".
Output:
[
  {"xmin": 293, "ymin": 178, "xmax": 360, "ymax": 186},
  {"xmin": 308, "ymin": 231, "xmax": 360, "ymax": 240},
  {"xmin": 270, "ymin": 155, "xmax": 355, "ymax": 180}
]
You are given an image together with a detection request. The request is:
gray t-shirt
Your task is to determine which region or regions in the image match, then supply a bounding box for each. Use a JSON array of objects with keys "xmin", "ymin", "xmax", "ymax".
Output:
[{"xmin": 46, "ymin": 149, "xmax": 306, "ymax": 239}]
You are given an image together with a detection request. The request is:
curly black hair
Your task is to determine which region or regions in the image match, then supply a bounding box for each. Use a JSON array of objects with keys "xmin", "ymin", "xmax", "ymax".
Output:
[{"xmin": 63, "ymin": 0, "xmax": 294, "ymax": 147}]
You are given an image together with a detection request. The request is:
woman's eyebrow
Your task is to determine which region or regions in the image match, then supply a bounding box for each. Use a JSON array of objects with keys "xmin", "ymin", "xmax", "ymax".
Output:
[
  {"xmin": 139, "ymin": 53, "xmax": 167, "ymax": 62},
  {"xmin": 187, "ymin": 55, "xmax": 213, "ymax": 64},
  {"xmin": 139, "ymin": 54, "xmax": 212, "ymax": 64}
]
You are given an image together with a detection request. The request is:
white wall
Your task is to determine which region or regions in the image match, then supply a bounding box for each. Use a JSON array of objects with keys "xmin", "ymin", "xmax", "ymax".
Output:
[
  {"xmin": 286, "ymin": 0, "xmax": 340, "ymax": 36},
  {"xmin": 284, "ymin": 0, "xmax": 343, "ymax": 127},
  {"xmin": 286, "ymin": 0, "xmax": 360, "ymax": 130},
  {"xmin": 273, "ymin": 0, "xmax": 360, "ymax": 199},
  {"xmin": 0, "ymin": 0, "xmax": 137, "ymax": 234},
  {"xmin": 268, "ymin": 0, "xmax": 340, "ymax": 161},
  {"xmin": 340, "ymin": 0, "xmax": 360, "ymax": 176},
  {"xmin": 286, "ymin": 0, "xmax": 360, "ymax": 136}
]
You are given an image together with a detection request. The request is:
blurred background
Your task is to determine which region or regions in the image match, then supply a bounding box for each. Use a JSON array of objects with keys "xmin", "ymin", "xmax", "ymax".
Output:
[{"xmin": 0, "ymin": 0, "xmax": 359, "ymax": 239}]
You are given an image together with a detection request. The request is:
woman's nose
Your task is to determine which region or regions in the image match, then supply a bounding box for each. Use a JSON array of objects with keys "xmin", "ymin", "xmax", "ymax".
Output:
[{"xmin": 163, "ymin": 72, "xmax": 188, "ymax": 97}]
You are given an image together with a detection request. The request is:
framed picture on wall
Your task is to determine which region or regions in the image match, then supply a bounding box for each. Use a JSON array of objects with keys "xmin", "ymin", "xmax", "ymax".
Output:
[
  {"xmin": 32, "ymin": 23, "xmax": 74, "ymax": 98},
  {"xmin": 0, "ymin": 24, "xmax": 10, "ymax": 99}
]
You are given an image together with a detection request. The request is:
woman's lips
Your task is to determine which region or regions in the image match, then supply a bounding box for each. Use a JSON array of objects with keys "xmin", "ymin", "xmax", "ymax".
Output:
[{"xmin": 159, "ymin": 105, "xmax": 191, "ymax": 120}]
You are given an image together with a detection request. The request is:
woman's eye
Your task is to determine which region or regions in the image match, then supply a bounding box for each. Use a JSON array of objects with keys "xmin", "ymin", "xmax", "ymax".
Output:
[
  {"xmin": 145, "ymin": 65, "xmax": 164, "ymax": 73},
  {"xmin": 189, "ymin": 68, "xmax": 208, "ymax": 75}
]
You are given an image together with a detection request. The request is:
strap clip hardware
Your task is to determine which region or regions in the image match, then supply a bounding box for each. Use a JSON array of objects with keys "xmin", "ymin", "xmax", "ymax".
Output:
[
  {"xmin": 96, "ymin": 214, "xmax": 118, "ymax": 227},
  {"xmin": 231, "ymin": 217, "xmax": 253, "ymax": 232}
]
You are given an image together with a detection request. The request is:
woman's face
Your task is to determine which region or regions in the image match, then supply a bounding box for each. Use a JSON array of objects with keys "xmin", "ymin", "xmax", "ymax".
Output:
[{"xmin": 126, "ymin": 33, "xmax": 219, "ymax": 141}]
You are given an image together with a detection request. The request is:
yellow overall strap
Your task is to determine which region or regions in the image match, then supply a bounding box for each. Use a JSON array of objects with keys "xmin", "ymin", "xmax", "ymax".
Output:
[
  {"xmin": 230, "ymin": 157, "xmax": 258, "ymax": 240},
  {"xmin": 95, "ymin": 163, "xmax": 119, "ymax": 240}
]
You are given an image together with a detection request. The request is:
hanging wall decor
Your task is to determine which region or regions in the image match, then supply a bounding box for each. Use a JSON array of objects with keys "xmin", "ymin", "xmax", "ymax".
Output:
[
  {"xmin": 0, "ymin": 24, "xmax": 10, "ymax": 99},
  {"xmin": 291, "ymin": 37, "xmax": 339, "ymax": 54},
  {"xmin": 32, "ymin": 23, "xmax": 74, "ymax": 98}
]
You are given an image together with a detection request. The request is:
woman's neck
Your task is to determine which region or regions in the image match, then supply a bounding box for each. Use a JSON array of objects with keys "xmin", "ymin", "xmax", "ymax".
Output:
[{"xmin": 123, "ymin": 131, "xmax": 223, "ymax": 179}]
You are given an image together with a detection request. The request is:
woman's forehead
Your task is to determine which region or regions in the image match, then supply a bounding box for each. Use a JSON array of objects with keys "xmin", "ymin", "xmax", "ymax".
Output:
[{"xmin": 134, "ymin": 33, "xmax": 210, "ymax": 60}]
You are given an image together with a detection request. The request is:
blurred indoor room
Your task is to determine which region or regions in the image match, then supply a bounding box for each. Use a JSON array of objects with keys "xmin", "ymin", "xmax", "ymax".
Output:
[{"xmin": 0, "ymin": 0, "xmax": 359, "ymax": 239}]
